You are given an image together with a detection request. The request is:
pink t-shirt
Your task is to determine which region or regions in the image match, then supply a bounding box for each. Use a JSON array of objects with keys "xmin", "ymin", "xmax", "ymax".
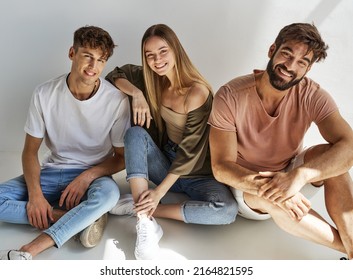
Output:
[{"xmin": 208, "ymin": 71, "xmax": 338, "ymax": 172}]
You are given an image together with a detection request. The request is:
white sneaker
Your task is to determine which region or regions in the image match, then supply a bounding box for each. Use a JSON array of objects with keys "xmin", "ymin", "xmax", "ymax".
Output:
[
  {"xmin": 79, "ymin": 213, "xmax": 108, "ymax": 248},
  {"xmin": 134, "ymin": 217, "xmax": 163, "ymax": 260},
  {"xmin": 0, "ymin": 250, "xmax": 32, "ymax": 260},
  {"xmin": 109, "ymin": 194, "xmax": 135, "ymax": 216}
]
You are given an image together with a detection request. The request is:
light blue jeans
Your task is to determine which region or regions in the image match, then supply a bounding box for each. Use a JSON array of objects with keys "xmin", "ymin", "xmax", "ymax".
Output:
[
  {"xmin": 124, "ymin": 126, "xmax": 238, "ymax": 225},
  {"xmin": 0, "ymin": 168, "xmax": 120, "ymax": 248}
]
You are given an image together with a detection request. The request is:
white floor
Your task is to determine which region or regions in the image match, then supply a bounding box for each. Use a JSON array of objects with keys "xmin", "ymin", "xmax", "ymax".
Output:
[{"xmin": 0, "ymin": 151, "xmax": 347, "ymax": 260}]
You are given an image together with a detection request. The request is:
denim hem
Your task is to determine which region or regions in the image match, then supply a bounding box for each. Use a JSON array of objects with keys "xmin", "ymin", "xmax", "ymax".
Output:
[
  {"xmin": 43, "ymin": 229, "xmax": 61, "ymax": 248},
  {"xmin": 180, "ymin": 202, "xmax": 188, "ymax": 223},
  {"xmin": 126, "ymin": 173, "xmax": 149, "ymax": 182}
]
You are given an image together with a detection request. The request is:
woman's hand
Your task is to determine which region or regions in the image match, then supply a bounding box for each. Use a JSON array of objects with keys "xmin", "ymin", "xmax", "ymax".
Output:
[
  {"xmin": 114, "ymin": 77, "xmax": 152, "ymax": 128},
  {"xmin": 131, "ymin": 91, "xmax": 152, "ymax": 128},
  {"xmin": 134, "ymin": 189, "xmax": 163, "ymax": 218}
]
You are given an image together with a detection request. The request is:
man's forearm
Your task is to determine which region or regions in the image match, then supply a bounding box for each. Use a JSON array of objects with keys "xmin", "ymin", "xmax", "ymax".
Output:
[
  {"xmin": 82, "ymin": 153, "xmax": 125, "ymax": 183},
  {"xmin": 212, "ymin": 161, "xmax": 267, "ymax": 196},
  {"xmin": 22, "ymin": 152, "xmax": 43, "ymax": 200}
]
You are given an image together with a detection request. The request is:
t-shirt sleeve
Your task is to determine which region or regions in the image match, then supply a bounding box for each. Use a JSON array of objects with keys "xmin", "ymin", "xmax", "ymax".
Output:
[
  {"xmin": 308, "ymin": 86, "xmax": 338, "ymax": 125},
  {"xmin": 24, "ymin": 87, "xmax": 46, "ymax": 138},
  {"xmin": 208, "ymin": 85, "xmax": 237, "ymax": 132},
  {"xmin": 111, "ymin": 96, "xmax": 131, "ymax": 147}
]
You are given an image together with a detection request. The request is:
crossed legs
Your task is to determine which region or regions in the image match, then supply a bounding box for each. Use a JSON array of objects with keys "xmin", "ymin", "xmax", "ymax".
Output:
[
  {"xmin": 244, "ymin": 192, "xmax": 346, "ymax": 254},
  {"xmin": 244, "ymin": 144, "xmax": 353, "ymax": 258}
]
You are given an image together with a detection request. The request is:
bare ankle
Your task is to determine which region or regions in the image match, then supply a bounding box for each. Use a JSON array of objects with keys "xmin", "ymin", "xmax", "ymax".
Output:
[
  {"xmin": 19, "ymin": 233, "xmax": 55, "ymax": 257},
  {"xmin": 52, "ymin": 208, "xmax": 67, "ymax": 223}
]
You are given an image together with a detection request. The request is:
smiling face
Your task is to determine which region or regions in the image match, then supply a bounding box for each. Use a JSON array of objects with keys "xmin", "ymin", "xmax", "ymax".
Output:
[
  {"xmin": 69, "ymin": 46, "xmax": 107, "ymax": 86},
  {"xmin": 266, "ymin": 41, "xmax": 313, "ymax": 91},
  {"xmin": 144, "ymin": 36, "xmax": 176, "ymax": 77}
]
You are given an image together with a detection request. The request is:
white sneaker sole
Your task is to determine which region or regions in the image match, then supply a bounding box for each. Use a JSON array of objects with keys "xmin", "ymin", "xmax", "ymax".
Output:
[
  {"xmin": 109, "ymin": 194, "xmax": 134, "ymax": 216},
  {"xmin": 80, "ymin": 213, "xmax": 108, "ymax": 248}
]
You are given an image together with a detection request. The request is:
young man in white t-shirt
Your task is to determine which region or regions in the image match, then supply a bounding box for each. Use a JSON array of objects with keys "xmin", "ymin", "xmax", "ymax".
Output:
[
  {"xmin": 208, "ymin": 23, "xmax": 353, "ymax": 259},
  {"xmin": 0, "ymin": 26, "xmax": 130, "ymax": 260}
]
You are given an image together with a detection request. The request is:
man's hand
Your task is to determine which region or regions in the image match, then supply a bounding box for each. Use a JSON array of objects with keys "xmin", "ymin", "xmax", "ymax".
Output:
[
  {"xmin": 26, "ymin": 195, "xmax": 54, "ymax": 230},
  {"xmin": 59, "ymin": 172, "xmax": 92, "ymax": 210},
  {"xmin": 257, "ymin": 170, "xmax": 306, "ymax": 203},
  {"xmin": 277, "ymin": 192, "xmax": 311, "ymax": 221}
]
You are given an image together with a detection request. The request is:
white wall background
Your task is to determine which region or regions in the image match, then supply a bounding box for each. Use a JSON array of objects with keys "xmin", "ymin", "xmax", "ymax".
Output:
[{"xmin": 0, "ymin": 0, "xmax": 352, "ymax": 152}]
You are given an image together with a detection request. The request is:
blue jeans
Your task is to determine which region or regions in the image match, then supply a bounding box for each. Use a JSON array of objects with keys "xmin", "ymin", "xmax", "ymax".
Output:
[
  {"xmin": 0, "ymin": 168, "xmax": 120, "ymax": 248},
  {"xmin": 124, "ymin": 126, "xmax": 238, "ymax": 225}
]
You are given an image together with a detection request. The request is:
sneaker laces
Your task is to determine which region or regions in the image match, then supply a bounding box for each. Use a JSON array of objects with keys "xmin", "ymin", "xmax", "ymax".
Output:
[{"xmin": 136, "ymin": 219, "xmax": 150, "ymax": 245}]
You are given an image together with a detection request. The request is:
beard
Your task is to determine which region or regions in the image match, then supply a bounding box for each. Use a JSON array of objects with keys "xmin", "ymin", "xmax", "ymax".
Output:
[{"xmin": 266, "ymin": 58, "xmax": 304, "ymax": 91}]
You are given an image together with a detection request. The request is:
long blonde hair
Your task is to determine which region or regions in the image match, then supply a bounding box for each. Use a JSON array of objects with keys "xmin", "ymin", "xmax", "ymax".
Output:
[{"xmin": 141, "ymin": 24, "xmax": 212, "ymax": 131}]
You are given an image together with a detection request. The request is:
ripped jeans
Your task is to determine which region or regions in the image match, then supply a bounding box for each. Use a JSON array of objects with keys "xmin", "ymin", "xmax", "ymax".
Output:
[{"xmin": 0, "ymin": 168, "xmax": 119, "ymax": 247}]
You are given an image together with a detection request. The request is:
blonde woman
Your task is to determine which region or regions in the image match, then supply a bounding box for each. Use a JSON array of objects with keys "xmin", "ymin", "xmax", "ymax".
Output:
[{"xmin": 106, "ymin": 24, "xmax": 237, "ymax": 260}]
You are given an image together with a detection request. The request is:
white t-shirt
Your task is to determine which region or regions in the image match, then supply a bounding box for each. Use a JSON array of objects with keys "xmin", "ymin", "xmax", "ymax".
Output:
[{"xmin": 24, "ymin": 74, "xmax": 131, "ymax": 169}]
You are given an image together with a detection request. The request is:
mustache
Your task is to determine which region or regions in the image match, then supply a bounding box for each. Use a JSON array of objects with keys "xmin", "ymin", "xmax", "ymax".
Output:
[{"xmin": 276, "ymin": 64, "xmax": 295, "ymax": 77}]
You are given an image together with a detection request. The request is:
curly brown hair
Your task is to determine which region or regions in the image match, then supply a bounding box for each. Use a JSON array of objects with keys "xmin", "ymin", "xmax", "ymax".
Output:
[{"xmin": 73, "ymin": 25, "xmax": 116, "ymax": 60}]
